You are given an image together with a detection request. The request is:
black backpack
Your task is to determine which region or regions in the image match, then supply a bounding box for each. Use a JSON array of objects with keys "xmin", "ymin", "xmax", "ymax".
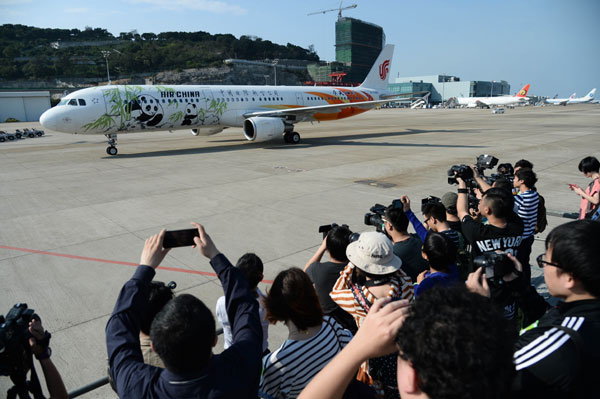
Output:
[{"xmin": 535, "ymin": 194, "xmax": 548, "ymax": 234}]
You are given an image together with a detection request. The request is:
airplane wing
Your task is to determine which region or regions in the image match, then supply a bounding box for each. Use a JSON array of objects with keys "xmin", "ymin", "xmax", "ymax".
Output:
[
  {"xmin": 380, "ymin": 91, "xmax": 430, "ymax": 99},
  {"xmin": 242, "ymin": 98, "xmax": 410, "ymax": 120},
  {"xmin": 475, "ymin": 100, "xmax": 490, "ymax": 109}
]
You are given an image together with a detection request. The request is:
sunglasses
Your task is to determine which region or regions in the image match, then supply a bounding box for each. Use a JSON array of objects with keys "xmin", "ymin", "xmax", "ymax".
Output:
[{"xmin": 536, "ymin": 254, "xmax": 560, "ymax": 269}]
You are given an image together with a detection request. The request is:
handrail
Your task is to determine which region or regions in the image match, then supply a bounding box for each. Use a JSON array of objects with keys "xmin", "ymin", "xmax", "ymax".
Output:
[{"xmin": 68, "ymin": 327, "xmax": 224, "ymax": 398}]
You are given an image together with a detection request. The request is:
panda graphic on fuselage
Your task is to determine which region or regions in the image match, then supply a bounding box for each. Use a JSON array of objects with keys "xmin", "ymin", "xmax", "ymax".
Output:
[
  {"xmin": 126, "ymin": 95, "xmax": 163, "ymax": 127},
  {"xmin": 182, "ymin": 102, "xmax": 198, "ymax": 126}
]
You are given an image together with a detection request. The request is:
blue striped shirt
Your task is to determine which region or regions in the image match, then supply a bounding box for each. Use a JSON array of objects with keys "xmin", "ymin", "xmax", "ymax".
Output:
[{"xmin": 514, "ymin": 190, "xmax": 539, "ymax": 238}]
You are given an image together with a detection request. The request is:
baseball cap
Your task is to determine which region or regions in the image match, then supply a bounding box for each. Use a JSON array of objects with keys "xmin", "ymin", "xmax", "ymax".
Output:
[
  {"xmin": 441, "ymin": 192, "xmax": 458, "ymax": 210},
  {"xmin": 346, "ymin": 231, "xmax": 402, "ymax": 275}
]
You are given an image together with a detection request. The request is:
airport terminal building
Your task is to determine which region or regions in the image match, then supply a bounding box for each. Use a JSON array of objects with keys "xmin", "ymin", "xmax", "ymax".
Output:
[{"xmin": 391, "ymin": 75, "xmax": 510, "ymax": 104}]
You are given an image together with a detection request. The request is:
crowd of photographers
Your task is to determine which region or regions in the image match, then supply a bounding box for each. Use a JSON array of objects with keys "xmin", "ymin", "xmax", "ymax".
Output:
[{"xmin": 2, "ymin": 155, "xmax": 599, "ymax": 399}]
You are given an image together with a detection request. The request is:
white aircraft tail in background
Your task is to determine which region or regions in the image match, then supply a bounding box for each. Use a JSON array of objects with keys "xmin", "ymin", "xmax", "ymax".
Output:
[
  {"xmin": 546, "ymin": 88, "xmax": 596, "ymax": 106},
  {"xmin": 39, "ymin": 45, "xmax": 420, "ymax": 155}
]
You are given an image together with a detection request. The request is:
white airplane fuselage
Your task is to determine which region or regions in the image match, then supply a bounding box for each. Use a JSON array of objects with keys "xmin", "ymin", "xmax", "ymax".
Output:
[
  {"xmin": 40, "ymin": 84, "xmax": 383, "ymax": 136},
  {"xmin": 456, "ymin": 95, "xmax": 528, "ymax": 108},
  {"xmin": 545, "ymin": 88, "xmax": 596, "ymax": 105}
]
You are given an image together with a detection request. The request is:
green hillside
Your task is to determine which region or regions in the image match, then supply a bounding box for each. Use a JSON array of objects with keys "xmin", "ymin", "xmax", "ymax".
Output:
[{"xmin": 0, "ymin": 24, "xmax": 319, "ymax": 81}]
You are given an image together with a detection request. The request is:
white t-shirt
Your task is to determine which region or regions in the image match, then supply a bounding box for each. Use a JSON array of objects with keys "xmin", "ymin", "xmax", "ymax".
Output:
[{"xmin": 216, "ymin": 287, "xmax": 269, "ymax": 352}]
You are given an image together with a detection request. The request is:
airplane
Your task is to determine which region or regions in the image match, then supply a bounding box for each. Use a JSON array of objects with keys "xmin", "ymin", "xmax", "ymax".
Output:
[
  {"xmin": 39, "ymin": 44, "xmax": 418, "ymax": 155},
  {"xmin": 453, "ymin": 84, "xmax": 530, "ymax": 109},
  {"xmin": 545, "ymin": 88, "xmax": 596, "ymax": 106}
]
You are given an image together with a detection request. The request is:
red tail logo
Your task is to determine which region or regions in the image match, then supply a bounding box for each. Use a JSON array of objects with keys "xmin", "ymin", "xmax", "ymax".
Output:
[
  {"xmin": 516, "ymin": 84, "xmax": 530, "ymax": 97},
  {"xmin": 379, "ymin": 60, "xmax": 390, "ymax": 80}
]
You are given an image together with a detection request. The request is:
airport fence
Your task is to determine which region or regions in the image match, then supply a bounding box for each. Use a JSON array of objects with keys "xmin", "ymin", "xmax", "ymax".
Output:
[{"xmin": 67, "ymin": 328, "xmax": 224, "ymax": 398}]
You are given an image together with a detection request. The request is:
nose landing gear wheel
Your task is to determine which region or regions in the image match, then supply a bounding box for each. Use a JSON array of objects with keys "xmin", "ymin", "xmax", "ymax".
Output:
[{"xmin": 107, "ymin": 146, "xmax": 118, "ymax": 156}]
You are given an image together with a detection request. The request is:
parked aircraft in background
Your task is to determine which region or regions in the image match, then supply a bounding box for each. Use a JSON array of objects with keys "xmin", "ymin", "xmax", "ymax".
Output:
[
  {"xmin": 39, "ymin": 45, "xmax": 421, "ymax": 155},
  {"xmin": 452, "ymin": 84, "xmax": 530, "ymax": 109},
  {"xmin": 545, "ymin": 88, "xmax": 596, "ymax": 106}
]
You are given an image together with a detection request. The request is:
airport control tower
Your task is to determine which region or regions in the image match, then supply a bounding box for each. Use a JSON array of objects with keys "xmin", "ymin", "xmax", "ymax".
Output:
[{"xmin": 307, "ymin": 17, "xmax": 385, "ymax": 85}]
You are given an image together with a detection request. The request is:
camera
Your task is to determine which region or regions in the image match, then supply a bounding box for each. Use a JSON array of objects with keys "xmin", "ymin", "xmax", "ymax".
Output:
[
  {"xmin": 473, "ymin": 252, "xmax": 515, "ymax": 283},
  {"xmin": 0, "ymin": 304, "xmax": 38, "ymax": 377},
  {"xmin": 447, "ymin": 154, "xmax": 499, "ymax": 186},
  {"xmin": 364, "ymin": 199, "xmax": 403, "ymax": 232},
  {"xmin": 318, "ymin": 223, "xmax": 359, "ymax": 242},
  {"xmin": 486, "ymin": 162, "xmax": 514, "ymax": 185},
  {"xmin": 421, "ymin": 196, "xmax": 440, "ymax": 213}
]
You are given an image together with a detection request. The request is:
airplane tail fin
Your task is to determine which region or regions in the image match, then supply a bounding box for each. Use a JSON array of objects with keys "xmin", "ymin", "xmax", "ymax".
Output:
[
  {"xmin": 570, "ymin": 93, "xmax": 576, "ymax": 99},
  {"xmin": 516, "ymin": 84, "xmax": 530, "ymax": 97},
  {"xmin": 358, "ymin": 44, "xmax": 395, "ymax": 91},
  {"xmin": 585, "ymin": 88, "xmax": 596, "ymax": 99}
]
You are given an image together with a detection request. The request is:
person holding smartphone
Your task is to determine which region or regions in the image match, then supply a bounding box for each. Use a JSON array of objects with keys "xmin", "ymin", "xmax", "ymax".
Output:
[{"xmin": 570, "ymin": 156, "xmax": 600, "ymax": 220}]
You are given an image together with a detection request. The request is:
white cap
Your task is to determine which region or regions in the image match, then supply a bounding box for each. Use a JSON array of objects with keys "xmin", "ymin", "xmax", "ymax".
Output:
[{"xmin": 346, "ymin": 231, "xmax": 402, "ymax": 275}]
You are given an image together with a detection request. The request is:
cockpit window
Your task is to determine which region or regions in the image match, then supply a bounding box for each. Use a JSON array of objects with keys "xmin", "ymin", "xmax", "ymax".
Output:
[
  {"xmin": 58, "ymin": 99, "xmax": 69, "ymax": 106},
  {"xmin": 68, "ymin": 99, "xmax": 77, "ymax": 106},
  {"xmin": 78, "ymin": 99, "xmax": 86, "ymax": 106}
]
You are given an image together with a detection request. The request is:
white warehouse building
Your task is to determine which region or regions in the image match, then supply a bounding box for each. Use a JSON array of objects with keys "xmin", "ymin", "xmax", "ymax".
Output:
[{"xmin": 0, "ymin": 91, "xmax": 51, "ymax": 122}]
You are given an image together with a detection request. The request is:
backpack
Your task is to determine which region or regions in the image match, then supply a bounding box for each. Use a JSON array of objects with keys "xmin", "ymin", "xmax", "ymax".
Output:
[{"xmin": 534, "ymin": 194, "xmax": 548, "ymax": 234}]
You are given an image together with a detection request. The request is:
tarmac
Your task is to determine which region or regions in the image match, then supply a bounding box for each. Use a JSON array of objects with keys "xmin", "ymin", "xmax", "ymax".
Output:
[{"xmin": 0, "ymin": 104, "xmax": 598, "ymax": 397}]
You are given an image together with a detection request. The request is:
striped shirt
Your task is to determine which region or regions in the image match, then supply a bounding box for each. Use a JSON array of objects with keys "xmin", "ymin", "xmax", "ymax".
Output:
[
  {"xmin": 259, "ymin": 316, "xmax": 352, "ymax": 399},
  {"xmin": 329, "ymin": 263, "xmax": 414, "ymax": 385},
  {"xmin": 514, "ymin": 316, "xmax": 585, "ymax": 371},
  {"xmin": 514, "ymin": 189, "xmax": 539, "ymax": 238}
]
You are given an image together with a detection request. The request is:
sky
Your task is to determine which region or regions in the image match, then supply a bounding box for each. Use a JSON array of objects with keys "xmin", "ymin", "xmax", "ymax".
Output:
[{"xmin": 1, "ymin": 0, "xmax": 598, "ymax": 97}]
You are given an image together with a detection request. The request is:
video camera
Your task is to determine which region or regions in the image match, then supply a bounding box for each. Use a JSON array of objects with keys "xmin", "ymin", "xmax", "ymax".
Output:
[
  {"xmin": 0, "ymin": 304, "xmax": 39, "ymax": 378},
  {"xmin": 473, "ymin": 252, "xmax": 515, "ymax": 284},
  {"xmin": 364, "ymin": 199, "xmax": 403, "ymax": 232},
  {"xmin": 486, "ymin": 162, "xmax": 514, "ymax": 185},
  {"xmin": 317, "ymin": 223, "xmax": 360, "ymax": 242},
  {"xmin": 447, "ymin": 154, "xmax": 499, "ymax": 186}
]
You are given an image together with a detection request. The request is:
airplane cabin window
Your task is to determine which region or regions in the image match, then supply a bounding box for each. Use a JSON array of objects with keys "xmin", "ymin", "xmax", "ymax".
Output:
[
  {"xmin": 68, "ymin": 99, "xmax": 77, "ymax": 106},
  {"xmin": 78, "ymin": 99, "xmax": 86, "ymax": 106}
]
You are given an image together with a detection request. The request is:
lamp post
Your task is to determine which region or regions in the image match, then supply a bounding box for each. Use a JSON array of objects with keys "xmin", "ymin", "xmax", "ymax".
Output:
[
  {"xmin": 272, "ymin": 59, "xmax": 279, "ymax": 86},
  {"xmin": 264, "ymin": 74, "xmax": 269, "ymax": 85},
  {"xmin": 442, "ymin": 73, "xmax": 445, "ymax": 104},
  {"xmin": 101, "ymin": 50, "xmax": 111, "ymax": 85}
]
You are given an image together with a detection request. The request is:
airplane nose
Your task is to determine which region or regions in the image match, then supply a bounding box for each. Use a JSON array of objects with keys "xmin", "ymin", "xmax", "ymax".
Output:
[{"xmin": 39, "ymin": 108, "xmax": 57, "ymax": 130}]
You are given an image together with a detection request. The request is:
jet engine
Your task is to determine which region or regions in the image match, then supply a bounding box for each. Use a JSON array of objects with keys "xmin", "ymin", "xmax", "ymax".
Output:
[{"xmin": 243, "ymin": 117, "xmax": 291, "ymax": 142}]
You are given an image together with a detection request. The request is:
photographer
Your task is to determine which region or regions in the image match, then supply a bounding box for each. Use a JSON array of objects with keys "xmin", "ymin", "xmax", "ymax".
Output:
[
  {"xmin": 513, "ymin": 168, "xmax": 539, "ymax": 283},
  {"xmin": 467, "ymin": 220, "xmax": 600, "ymax": 398},
  {"xmin": 28, "ymin": 319, "xmax": 68, "ymax": 399},
  {"xmin": 400, "ymin": 196, "xmax": 460, "ymax": 248},
  {"xmin": 304, "ymin": 225, "xmax": 357, "ymax": 333},
  {"xmin": 441, "ymin": 192, "xmax": 462, "ymax": 233},
  {"xmin": 106, "ymin": 224, "xmax": 263, "ymax": 399},
  {"xmin": 382, "ymin": 206, "xmax": 428, "ymax": 282},
  {"xmin": 457, "ymin": 177, "xmax": 524, "ymax": 319}
]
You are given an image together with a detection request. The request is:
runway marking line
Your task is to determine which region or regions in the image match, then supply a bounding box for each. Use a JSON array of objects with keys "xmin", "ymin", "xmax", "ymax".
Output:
[{"xmin": 0, "ymin": 245, "xmax": 274, "ymax": 284}]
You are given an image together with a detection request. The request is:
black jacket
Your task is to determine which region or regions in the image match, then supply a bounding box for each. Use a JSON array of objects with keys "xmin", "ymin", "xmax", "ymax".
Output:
[{"xmin": 512, "ymin": 299, "xmax": 600, "ymax": 399}]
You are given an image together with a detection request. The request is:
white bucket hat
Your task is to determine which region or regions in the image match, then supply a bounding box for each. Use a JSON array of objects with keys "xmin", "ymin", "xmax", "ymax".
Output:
[{"xmin": 346, "ymin": 231, "xmax": 402, "ymax": 275}]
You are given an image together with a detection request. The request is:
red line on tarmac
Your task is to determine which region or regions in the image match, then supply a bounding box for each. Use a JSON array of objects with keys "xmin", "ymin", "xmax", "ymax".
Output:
[{"xmin": 0, "ymin": 245, "xmax": 274, "ymax": 283}]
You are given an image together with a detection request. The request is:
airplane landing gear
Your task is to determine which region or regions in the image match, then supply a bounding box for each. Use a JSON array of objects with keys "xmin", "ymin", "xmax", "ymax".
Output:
[
  {"xmin": 105, "ymin": 134, "xmax": 118, "ymax": 156},
  {"xmin": 283, "ymin": 131, "xmax": 301, "ymax": 144}
]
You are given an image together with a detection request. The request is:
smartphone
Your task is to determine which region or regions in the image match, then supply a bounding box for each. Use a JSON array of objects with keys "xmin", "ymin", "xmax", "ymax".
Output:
[{"xmin": 163, "ymin": 229, "xmax": 199, "ymax": 248}]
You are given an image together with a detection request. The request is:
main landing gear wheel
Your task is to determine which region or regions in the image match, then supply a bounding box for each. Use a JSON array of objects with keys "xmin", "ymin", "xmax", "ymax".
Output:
[
  {"xmin": 284, "ymin": 131, "xmax": 301, "ymax": 144},
  {"xmin": 105, "ymin": 133, "xmax": 118, "ymax": 156}
]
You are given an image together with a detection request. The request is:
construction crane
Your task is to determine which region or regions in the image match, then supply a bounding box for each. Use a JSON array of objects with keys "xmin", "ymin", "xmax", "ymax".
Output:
[{"xmin": 307, "ymin": 1, "xmax": 357, "ymax": 19}]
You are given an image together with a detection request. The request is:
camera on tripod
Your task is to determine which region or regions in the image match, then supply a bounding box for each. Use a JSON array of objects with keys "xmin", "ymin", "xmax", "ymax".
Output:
[{"xmin": 364, "ymin": 199, "xmax": 403, "ymax": 232}]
